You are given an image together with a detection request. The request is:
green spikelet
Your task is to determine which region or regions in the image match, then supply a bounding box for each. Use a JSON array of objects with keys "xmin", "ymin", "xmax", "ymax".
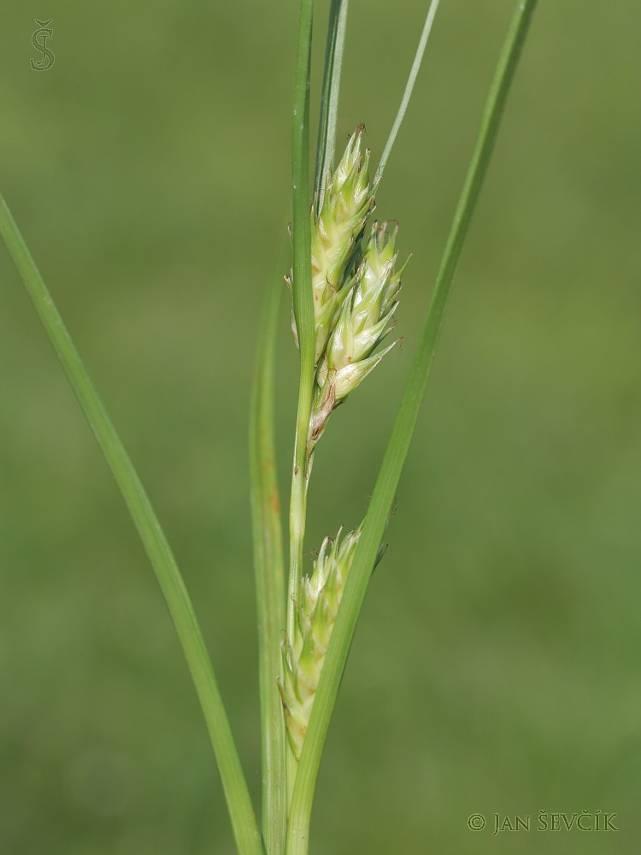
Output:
[
  {"xmin": 308, "ymin": 126, "xmax": 374, "ymax": 362},
  {"xmin": 281, "ymin": 528, "xmax": 360, "ymax": 759},
  {"xmin": 309, "ymin": 221, "xmax": 404, "ymax": 445}
]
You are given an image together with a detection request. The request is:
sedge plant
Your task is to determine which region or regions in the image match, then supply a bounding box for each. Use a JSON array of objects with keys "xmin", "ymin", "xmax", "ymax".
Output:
[{"xmin": 0, "ymin": 1, "xmax": 538, "ymax": 852}]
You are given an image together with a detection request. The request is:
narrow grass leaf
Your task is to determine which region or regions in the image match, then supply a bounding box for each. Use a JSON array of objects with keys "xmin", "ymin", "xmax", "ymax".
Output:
[
  {"xmin": 249, "ymin": 274, "xmax": 287, "ymax": 853},
  {"xmin": 374, "ymin": 0, "xmax": 441, "ymax": 188}
]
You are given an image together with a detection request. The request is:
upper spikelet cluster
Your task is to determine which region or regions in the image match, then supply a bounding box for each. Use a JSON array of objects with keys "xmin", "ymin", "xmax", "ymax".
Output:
[
  {"xmin": 290, "ymin": 126, "xmax": 407, "ymax": 448},
  {"xmin": 281, "ymin": 527, "xmax": 360, "ymax": 758},
  {"xmin": 310, "ymin": 126, "xmax": 373, "ymax": 362}
]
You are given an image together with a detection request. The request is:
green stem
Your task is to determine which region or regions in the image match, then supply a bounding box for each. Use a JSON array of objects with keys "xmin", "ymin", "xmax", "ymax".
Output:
[
  {"xmin": 250, "ymin": 276, "xmax": 287, "ymax": 853},
  {"xmin": 287, "ymin": 0, "xmax": 315, "ymax": 647},
  {"xmin": 0, "ymin": 194, "xmax": 263, "ymax": 855},
  {"xmin": 288, "ymin": 459, "xmax": 309, "ymax": 641},
  {"xmin": 286, "ymin": 2, "xmax": 539, "ymax": 852},
  {"xmin": 314, "ymin": 0, "xmax": 350, "ymax": 211}
]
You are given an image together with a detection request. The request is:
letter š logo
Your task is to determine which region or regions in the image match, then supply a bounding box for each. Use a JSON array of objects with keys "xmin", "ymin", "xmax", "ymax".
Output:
[{"xmin": 31, "ymin": 19, "xmax": 55, "ymax": 71}]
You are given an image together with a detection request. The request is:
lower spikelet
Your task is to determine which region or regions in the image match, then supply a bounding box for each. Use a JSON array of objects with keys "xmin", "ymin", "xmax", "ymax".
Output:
[{"xmin": 281, "ymin": 528, "xmax": 360, "ymax": 758}]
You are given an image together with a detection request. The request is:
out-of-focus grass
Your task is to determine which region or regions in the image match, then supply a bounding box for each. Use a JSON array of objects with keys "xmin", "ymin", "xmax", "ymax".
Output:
[{"xmin": 1, "ymin": 2, "xmax": 641, "ymax": 853}]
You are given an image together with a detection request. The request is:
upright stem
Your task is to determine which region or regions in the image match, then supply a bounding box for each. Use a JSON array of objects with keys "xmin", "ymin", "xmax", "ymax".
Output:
[
  {"xmin": 286, "ymin": 437, "xmax": 310, "ymax": 803},
  {"xmin": 288, "ymin": 0, "xmax": 315, "ymax": 644},
  {"xmin": 288, "ymin": 451, "xmax": 310, "ymax": 640},
  {"xmin": 286, "ymin": 2, "xmax": 539, "ymax": 852},
  {"xmin": 0, "ymin": 194, "xmax": 264, "ymax": 855},
  {"xmin": 315, "ymin": 0, "xmax": 350, "ymax": 211}
]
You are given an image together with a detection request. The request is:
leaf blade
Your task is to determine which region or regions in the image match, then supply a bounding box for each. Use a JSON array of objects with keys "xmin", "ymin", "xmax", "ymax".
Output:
[
  {"xmin": 250, "ymin": 275, "xmax": 287, "ymax": 853},
  {"xmin": 374, "ymin": 0, "xmax": 441, "ymax": 188}
]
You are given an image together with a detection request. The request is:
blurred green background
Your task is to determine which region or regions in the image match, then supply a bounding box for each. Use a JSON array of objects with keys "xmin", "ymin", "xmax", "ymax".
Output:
[{"xmin": 2, "ymin": 1, "xmax": 641, "ymax": 853}]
